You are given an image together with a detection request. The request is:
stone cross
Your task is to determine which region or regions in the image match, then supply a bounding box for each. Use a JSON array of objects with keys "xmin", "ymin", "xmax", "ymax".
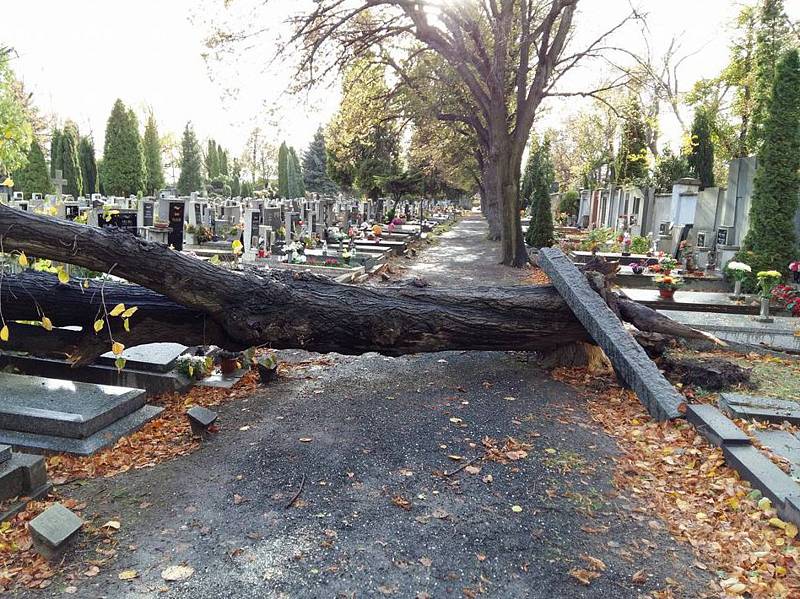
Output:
[{"xmin": 51, "ymin": 169, "xmax": 67, "ymax": 198}]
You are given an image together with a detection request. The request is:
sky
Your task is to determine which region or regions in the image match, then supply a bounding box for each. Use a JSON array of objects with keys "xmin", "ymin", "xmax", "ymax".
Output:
[{"xmin": 4, "ymin": 0, "xmax": 798, "ymax": 162}]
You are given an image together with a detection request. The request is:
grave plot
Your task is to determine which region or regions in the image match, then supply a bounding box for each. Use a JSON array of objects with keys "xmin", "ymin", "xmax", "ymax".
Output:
[
  {"xmin": 0, "ymin": 444, "xmax": 51, "ymax": 522},
  {"xmin": 0, "ymin": 372, "xmax": 163, "ymax": 455},
  {"xmin": 0, "ymin": 342, "xmax": 194, "ymax": 397}
]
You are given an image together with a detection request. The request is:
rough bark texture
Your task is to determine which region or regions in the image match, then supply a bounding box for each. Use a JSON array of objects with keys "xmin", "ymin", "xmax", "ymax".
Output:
[{"xmin": 0, "ymin": 206, "xmax": 711, "ymax": 366}]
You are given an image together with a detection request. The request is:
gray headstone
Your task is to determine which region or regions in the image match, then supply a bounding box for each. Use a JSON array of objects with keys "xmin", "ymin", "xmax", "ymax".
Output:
[
  {"xmin": 538, "ymin": 248, "xmax": 683, "ymax": 420},
  {"xmin": 99, "ymin": 342, "xmax": 188, "ymax": 373},
  {"xmin": 723, "ymin": 444, "xmax": 800, "ymax": 507},
  {"xmin": 754, "ymin": 430, "xmax": 800, "ymax": 479},
  {"xmin": 719, "ymin": 393, "xmax": 800, "ymax": 425}
]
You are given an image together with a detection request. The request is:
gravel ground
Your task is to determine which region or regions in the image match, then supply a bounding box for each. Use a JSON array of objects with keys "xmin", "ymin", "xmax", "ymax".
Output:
[{"xmin": 17, "ymin": 217, "xmax": 711, "ymax": 598}]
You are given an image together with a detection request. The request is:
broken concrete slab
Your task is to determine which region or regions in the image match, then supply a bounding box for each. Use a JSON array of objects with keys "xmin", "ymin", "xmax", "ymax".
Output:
[
  {"xmin": 538, "ymin": 248, "xmax": 683, "ymax": 420},
  {"xmin": 29, "ymin": 503, "xmax": 83, "ymax": 561},
  {"xmin": 719, "ymin": 393, "xmax": 800, "ymax": 425},
  {"xmin": 0, "ymin": 451, "xmax": 52, "ymax": 522},
  {"xmin": 685, "ymin": 404, "xmax": 751, "ymax": 447},
  {"xmin": 98, "ymin": 342, "xmax": 189, "ymax": 373}
]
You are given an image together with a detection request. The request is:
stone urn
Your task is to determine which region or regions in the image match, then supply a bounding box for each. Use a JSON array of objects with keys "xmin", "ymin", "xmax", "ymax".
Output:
[{"xmin": 730, "ymin": 279, "xmax": 744, "ymax": 301}]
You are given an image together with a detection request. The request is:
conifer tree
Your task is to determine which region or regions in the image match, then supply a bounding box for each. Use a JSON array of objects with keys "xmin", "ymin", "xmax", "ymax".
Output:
[
  {"xmin": 230, "ymin": 158, "xmax": 241, "ymax": 197},
  {"xmin": 218, "ymin": 143, "xmax": 228, "ymax": 176},
  {"xmin": 205, "ymin": 139, "xmax": 219, "ymax": 180},
  {"xmin": 687, "ymin": 108, "xmax": 715, "ymax": 189},
  {"xmin": 278, "ymin": 142, "xmax": 289, "ymax": 197},
  {"xmin": 177, "ymin": 122, "xmax": 204, "ymax": 195},
  {"xmin": 103, "ymin": 99, "xmax": 145, "ymax": 196},
  {"xmin": 747, "ymin": 0, "xmax": 792, "ymax": 151},
  {"xmin": 737, "ymin": 49, "xmax": 800, "ymax": 285},
  {"xmin": 50, "ymin": 128, "xmax": 62, "ymax": 178},
  {"xmin": 289, "ymin": 147, "xmax": 305, "ymax": 197},
  {"xmin": 143, "ymin": 112, "xmax": 165, "ymax": 195},
  {"xmin": 60, "ymin": 121, "xmax": 83, "ymax": 197},
  {"xmin": 14, "ymin": 140, "xmax": 53, "ymax": 198},
  {"xmin": 78, "ymin": 136, "xmax": 98, "ymax": 195},
  {"xmin": 303, "ymin": 128, "xmax": 338, "ymax": 195},
  {"xmin": 524, "ymin": 137, "xmax": 555, "ymax": 249},
  {"xmin": 520, "ymin": 149, "xmax": 537, "ymax": 208},
  {"xmin": 617, "ymin": 98, "xmax": 648, "ymax": 184}
]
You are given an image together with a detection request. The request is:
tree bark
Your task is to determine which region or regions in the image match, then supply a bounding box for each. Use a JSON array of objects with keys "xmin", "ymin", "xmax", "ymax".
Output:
[
  {"xmin": 0, "ymin": 206, "xmax": 711, "ymax": 365},
  {"xmin": 488, "ymin": 142, "xmax": 528, "ymax": 267}
]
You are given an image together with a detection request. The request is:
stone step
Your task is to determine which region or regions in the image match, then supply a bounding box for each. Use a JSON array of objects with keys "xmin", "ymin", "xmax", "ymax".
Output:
[
  {"xmin": 0, "ymin": 452, "xmax": 49, "ymax": 503},
  {"xmin": 720, "ymin": 393, "xmax": 800, "ymax": 426},
  {"xmin": 0, "ymin": 373, "xmax": 146, "ymax": 439},
  {"xmin": 0, "ymin": 404, "xmax": 164, "ymax": 456}
]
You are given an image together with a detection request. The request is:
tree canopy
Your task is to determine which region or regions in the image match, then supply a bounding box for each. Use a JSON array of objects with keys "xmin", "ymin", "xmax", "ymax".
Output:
[
  {"xmin": 177, "ymin": 122, "xmax": 204, "ymax": 195},
  {"xmin": 102, "ymin": 99, "xmax": 145, "ymax": 196}
]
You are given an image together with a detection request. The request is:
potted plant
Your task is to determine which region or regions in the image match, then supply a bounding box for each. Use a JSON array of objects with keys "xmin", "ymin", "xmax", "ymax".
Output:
[
  {"xmin": 218, "ymin": 350, "xmax": 241, "ymax": 375},
  {"xmin": 755, "ymin": 270, "xmax": 782, "ymax": 323},
  {"xmin": 658, "ymin": 256, "xmax": 678, "ymax": 275},
  {"xmin": 725, "ymin": 261, "xmax": 752, "ymax": 300},
  {"xmin": 655, "ymin": 275, "xmax": 681, "ymax": 299}
]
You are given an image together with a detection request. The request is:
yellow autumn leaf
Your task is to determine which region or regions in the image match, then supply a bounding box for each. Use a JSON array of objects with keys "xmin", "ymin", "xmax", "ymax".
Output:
[
  {"xmin": 93, "ymin": 319, "xmax": 105, "ymax": 333},
  {"xmin": 41, "ymin": 317, "xmax": 53, "ymax": 331},
  {"xmin": 109, "ymin": 303, "xmax": 126, "ymax": 317},
  {"xmin": 57, "ymin": 269, "xmax": 69, "ymax": 284},
  {"xmin": 123, "ymin": 318, "xmax": 130, "ymax": 332},
  {"xmin": 83, "ymin": 279, "xmax": 90, "ymax": 289},
  {"xmin": 0, "ymin": 325, "xmax": 8, "ymax": 342},
  {"xmin": 118, "ymin": 569, "xmax": 138, "ymax": 580},
  {"xmin": 511, "ymin": 505, "xmax": 522, "ymax": 513},
  {"xmin": 17, "ymin": 252, "xmax": 28, "ymax": 268},
  {"xmin": 231, "ymin": 239, "xmax": 243, "ymax": 255},
  {"xmin": 769, "ymin": 517, "xmax": 787, "ymax": 530},
  {"xmin": 121, "ymin": 306, "xmax": 138, "ymax": 318},
  {"xmin": 112, "ymin": 342, "xmax": 125, "ymax": 356},
  {"xmin": 785, "ymin": 523, "xmax": 798, "ymax": 539}
]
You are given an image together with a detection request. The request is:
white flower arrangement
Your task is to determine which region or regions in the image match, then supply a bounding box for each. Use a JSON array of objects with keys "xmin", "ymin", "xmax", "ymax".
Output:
[{"xmin": 727, "ymin": 261, "xmax": 752, "ymax": 273}]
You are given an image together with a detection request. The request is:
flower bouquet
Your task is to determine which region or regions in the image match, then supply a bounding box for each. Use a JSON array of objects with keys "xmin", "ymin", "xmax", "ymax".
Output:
[{"xmin": 655, "ymin": 274, "xmax": 682, "ymax": 299}]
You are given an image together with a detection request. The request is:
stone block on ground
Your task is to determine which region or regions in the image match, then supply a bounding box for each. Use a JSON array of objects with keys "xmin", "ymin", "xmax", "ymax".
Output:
[
  {"xmin": 186, "ymin": 406, "xmax": 218, "ymax": 437},
  {"xmin": 538, "ymin": 248, "xmax": 683, "ymax": 420},
  {"xmin": 723, "ymin": 444, "xmax": 800, "ymax": 508},
  {"xmin": 719, "ymin": 393, "xmax": 800, "ymax": 425},
  {"xmin": 686, "ymin": 404, "xmax": 751, "ymax": 447},
  {"xmin": 754, "ymin": 430, "xmax": 800, "ymax": 478},
  {"xmin": 29, "ymin": 503, "xmax": 83, "ymax": 561}
]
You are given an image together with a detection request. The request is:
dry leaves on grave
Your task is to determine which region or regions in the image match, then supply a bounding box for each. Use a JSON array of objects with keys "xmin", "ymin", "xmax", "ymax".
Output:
[
  {"xmin": 551, "ymin": 366, "xmax": 800, "ymax": 598},
  {"xmin": 522, "ymin": 268, "xmax": 551, "ymax": 286},
  {"xmin": 45, "ymin": 371, "xmax": 258, "ymax": 485}
]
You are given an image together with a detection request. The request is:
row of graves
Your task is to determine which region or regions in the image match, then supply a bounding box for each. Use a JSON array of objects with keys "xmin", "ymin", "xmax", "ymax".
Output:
[{"xmin": 549, "ymin": 169, "xmax": 800, "ymax": 354}]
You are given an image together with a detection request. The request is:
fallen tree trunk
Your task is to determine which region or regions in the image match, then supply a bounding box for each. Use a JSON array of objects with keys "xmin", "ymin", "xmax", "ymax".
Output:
[{"xmin": 0, "ymin": 205, "xmax": 710, "ymax": 364}]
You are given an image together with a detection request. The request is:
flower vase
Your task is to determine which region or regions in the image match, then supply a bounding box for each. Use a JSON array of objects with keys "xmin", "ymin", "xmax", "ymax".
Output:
[
  {"xmin": 755, "ymin": 296, "xmax": 773, "ymax": 323},
  {"xmin": 659, "ymin": 289, "xmax": 675, "ymax": 300},
  {"xmin": 730, "ymin": 279, "xmax": 743, "ymax": 301}
]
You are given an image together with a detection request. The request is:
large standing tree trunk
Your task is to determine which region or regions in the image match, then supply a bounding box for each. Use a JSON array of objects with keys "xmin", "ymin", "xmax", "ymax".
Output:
[{"xmin": 487, "ymin": 138, "xmax": 528, "ymax": 267}]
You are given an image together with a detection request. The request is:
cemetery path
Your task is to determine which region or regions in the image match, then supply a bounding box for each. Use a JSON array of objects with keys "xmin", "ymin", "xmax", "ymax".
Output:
[
  {"xmin": 26, "ymin": 217, "xmax": 712, "ymax": 599},
  {"xmin": 400, "ymin": 214, "xmax": 529, "ymax": 286}
]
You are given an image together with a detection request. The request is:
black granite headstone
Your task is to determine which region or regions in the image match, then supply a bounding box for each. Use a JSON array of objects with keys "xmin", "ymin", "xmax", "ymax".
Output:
[{"xmin": 168, "ymin": 201, "xmax": 185, "ymax": 250}]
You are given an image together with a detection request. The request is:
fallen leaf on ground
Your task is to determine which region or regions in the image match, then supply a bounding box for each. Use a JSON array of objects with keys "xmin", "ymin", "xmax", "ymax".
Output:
[
  {"xmin": 161, "ymin": 565, "xmax": 195, "ymax": 581},
  {"xmin": 581, "ymin": 555, "xmax": 607, "ymax": 572},
  {"xmin": 419, "ymin": 556, "xmax": 432, "ymax": 567},
  {"xmin": 631, "ymin": 569, "xmax": 648, "ymax": 584},
  {"xmin": 511, "ymin": 505, "xmax": 523, "ymax": 513},
  {"xmin": 465, "ymin": 465, "xmax": 481, "ymax": 475},
  {"xmin": 118, "ymin": 569, "xmax": 138, "ymax": 580},
  {"xmin": 391, "ymin": 496, "xmax": 412, "ymax": 511},
  {"xmin": 101, "ymin": 520, "xmax": 121, "ymax": 530},
  {"xmin": 570, "ymin": 568, "xmax": 601, "ymax": 585},
  {"xmin": 83, "ymin": 566, "xmax": 100, "ymax": 577}
]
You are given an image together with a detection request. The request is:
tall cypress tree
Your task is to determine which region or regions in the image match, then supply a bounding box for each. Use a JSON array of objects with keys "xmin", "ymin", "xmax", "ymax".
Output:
[
  {"xmin": 50, "ymin": 128, "xmax": 62, "ymax": 178},
  {"xmin": 230, "ymin": 158, "xmax": 241, "ymax": 197},
  {"xmin": 289, "ymin": 147, "xmax": 305, "ymax": 197},
  {"xmin": 103, "ymin": 99, "xmax": 145, "ymax": 196},
  {"xmin": 60, "ymin": 121, "xmax": 83, "ymax": 197},
  {"xmin": 14, "ymin": 140, "xmax": 53, "ymax": 199},
  {"xmin": 303, "ymin": 128, "xmax": 338, "ymax": 195},
  {"xmin": 617, "ymin": 98, "xmax": 648, "ymax": 184},
  {"xmin": 687, "ymin": 108, "xmax": 715, "ymax": 189},
  {"xmin": 278, "ymin": 142, "xmax": 289, "ymax": 197},
  {"xmin": 524, "ymin": 137, "xmax": 555, "ymax": 249},
  {"xmin": 143, "ymin": 112, "xmax": 165, "ymax": 195},
  {"xmin": 747, "ymin": 0, "xmax": 792, "ymax": 152},
  {"xmin": 737, "ymin": 49, "xmax": 800, "ymax": 284},
  {"xmin": 520, "ymin": 148, "xmax": 537, "ymax": 208},
  {"xmin": 205, "ymin": 139, "xmax": 219, "ymax": 180},
  {"xmin": 78, "ymin": 136, "xmax": 98, "ymax": 195},
  {"xmin": 218, "ymin": 143, "xmax": 228, "ymax": 176},
  {"xmin": 177, "ymin": 122, "xmax": 204, "ymax": 195}
]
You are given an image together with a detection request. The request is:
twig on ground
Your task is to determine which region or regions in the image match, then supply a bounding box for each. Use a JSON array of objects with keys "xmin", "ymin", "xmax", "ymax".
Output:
[
  {"xmin": 285, "ymin": 473, "xmax": 306, "ymax": 509},
  {"xmin": 444, "ymin": 454, "xmax": 482, "ymax": 477}
]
